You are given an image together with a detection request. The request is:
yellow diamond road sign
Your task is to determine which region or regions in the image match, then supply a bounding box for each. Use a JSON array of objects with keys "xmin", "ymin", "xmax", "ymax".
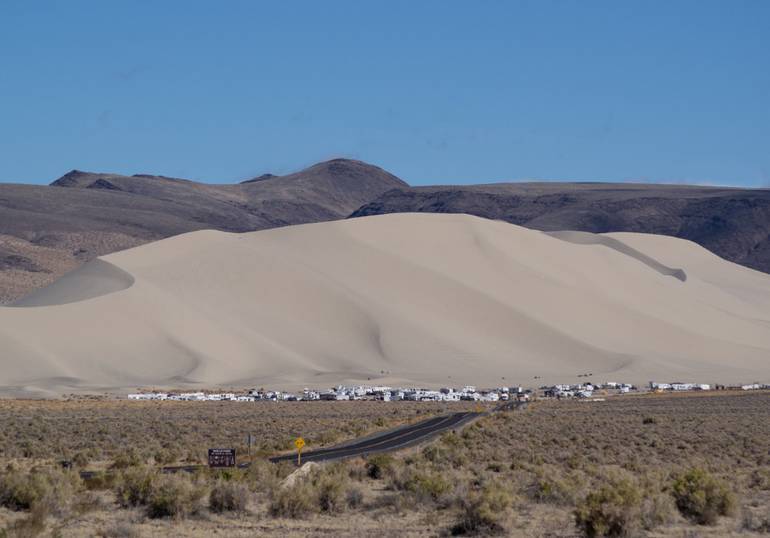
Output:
[{"xmin": 295, "ymin": 437, "xmax": 305, "ymax": 450}]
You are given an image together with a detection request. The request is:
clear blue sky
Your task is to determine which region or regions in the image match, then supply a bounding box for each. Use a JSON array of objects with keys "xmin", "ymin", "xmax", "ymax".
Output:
[{"xmin": 1, "ymin": 1, "xmax": 768, "ymax": 186}]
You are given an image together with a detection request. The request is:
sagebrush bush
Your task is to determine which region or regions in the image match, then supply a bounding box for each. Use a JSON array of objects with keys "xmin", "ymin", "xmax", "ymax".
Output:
[
  {"xmin": 344, "ymin": 458, "xmax": 368, "ymax": 481},
  {"xmin": 639, "ymin": 488, "xmax": 675, "ymax": 530},
  {"xmin": 72, "ymin": 451, "xmax": 90, "ymax": 468},
  {"xmin": 346, "ymin": 486, "xmax": 364, "ymax": 508},
  {"xmin": 114, "ymin": 467, "xmax": 206, "ymax": 519},
  {"xmin": 146, "ymin": 474, "xmax": 207, "ymax": 519},
  {"xmin": 83, "ymin": 470, "xmax": 118, "ymax": 492},
  {"xmin": 400, "ymin": 469, "xmax": 452, "ymax": 504},
  {"xmin": 242, "ymin": 459, "xmax": 283, "ymax": 494},
  {"xmin": 741, "ymin": 506, "xmax": 770, "ymax": 533},
  {"xmin": 451, "ymin": 481, "xmax": 512, "ymax": 535},
  {"xmin": 114, "ymin": 467, "xmax": 156, "ymax": 508},
  {"xmin": 671, "ymin": 468, "xmax": 736, "ymax": 525},
  {"xmin": 315, "ymin": 473, "xmax": 346, "ymax": 514},
  {"xmin": 267, "ymin": 464, "xmax": 356, "ymax": 518},
  {"xmin": 440, "ymin": 431, "xmax": 463, "ymax": 448},
  {"xmin": 153, "ymin": 447, "xmax": 180, "ymax": 466},
  {"xmin": 110, "ymin": 448, "xmax": 144, "ymax": 470},
  {"xmin": 422, "ymin": 445, "xmax": 442, "ymax": 462},
  {"xmin": 574, "ymin": 476, "xmax": 642, "ymax": 537},
  {"xmin": 529, "ymin": 467, "xmax": 578, "ymax": 505},
  {"xmin": 269, "ymin": 481, "xmax": 316, "ymax": 518},
  {"xmin": 749, "ymin": 468, "xmax": 770, "ymax": 490},
  {"xmin": 2, "ymin": 503, "xmax": 48, "ymax": 538},
  {"xmin": 365, "ymin": 454, "xmax": 395, "ymax": 479},
  {"xmin": 0, "ymin": 467, "xmax": 80, "ymax": 516},
  {"xmin": 0, "ymin": 468, "xmax": 44, "ymax": 511},
  {"xmin": 209, "ymin": 480, "xmax": 250, "ymax": 513}
]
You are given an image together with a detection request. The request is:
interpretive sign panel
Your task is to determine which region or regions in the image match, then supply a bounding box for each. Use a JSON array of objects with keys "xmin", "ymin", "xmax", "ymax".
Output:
[{"xmin": 208, "ymin": 448, "xmax": 236, "ymax": 468}]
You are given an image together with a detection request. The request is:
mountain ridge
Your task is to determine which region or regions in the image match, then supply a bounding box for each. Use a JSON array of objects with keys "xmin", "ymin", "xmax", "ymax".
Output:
[
  {"xmin": 351, "ymin": 182, "xmax": 770, "ymax": 275},
  {"xmin": 2, "ymin": 159, "xmax": 770, "ymax": 304},
  {"xmin": 0, "ymin": 159, "xmax": 405, "ymax": 303}
]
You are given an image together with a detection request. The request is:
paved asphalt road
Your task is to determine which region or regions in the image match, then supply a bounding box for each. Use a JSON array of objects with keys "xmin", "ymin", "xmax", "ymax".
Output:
[
  {"xmin": 269, "ymin": 411, "xmax": 478, "ymax": 464},
  {"xmin": 80, "ymin": 403, "xmax": 529, "ymax": 478},
  {"xmin": 79, "ymin": 410, "xmax": 481, "ymax": 479}
]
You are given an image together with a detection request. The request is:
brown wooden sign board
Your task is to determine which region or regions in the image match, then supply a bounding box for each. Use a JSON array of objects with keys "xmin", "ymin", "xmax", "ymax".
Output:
[{"xmin": 208, "ymin": 448, "xmax": 236, "ymax": 468}]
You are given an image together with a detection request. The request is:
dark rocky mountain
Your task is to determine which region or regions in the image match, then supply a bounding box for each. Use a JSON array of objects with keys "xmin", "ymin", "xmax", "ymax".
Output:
[
  {"xmin": 351, "ymin": 182, "xmax": 770, "ymax": 275},
  {"xmin": 3, "ymin": 158, "xmax": 769, "ymax": 304},
  {"xmin": 0, "ymin": 159, "xmax": 406, "ymax": 303},
  {"xmin": 241, "ymin": 173, "xmax": 277, "ymax": 183}
]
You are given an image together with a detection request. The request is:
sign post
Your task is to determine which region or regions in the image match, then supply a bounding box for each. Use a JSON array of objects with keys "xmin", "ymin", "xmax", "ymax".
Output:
[
  {"xmin": 245, "ymin": 434, "xmax": 255, "ymax": 460},
  {"xmin": 294, "ymin": 437, "xmax": 305, "ymax": 466}
]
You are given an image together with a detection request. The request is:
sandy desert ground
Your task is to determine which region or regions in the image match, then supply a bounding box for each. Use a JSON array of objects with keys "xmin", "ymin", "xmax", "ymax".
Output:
[{"xmin": 0, "ymin": 213, "xmax": 768, "ymax": 396}]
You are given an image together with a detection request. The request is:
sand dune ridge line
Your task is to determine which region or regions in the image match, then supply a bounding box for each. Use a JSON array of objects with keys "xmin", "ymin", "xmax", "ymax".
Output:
[{"xmin": 0, "ymin": 213, "xmax": 767, "ymax": 396}]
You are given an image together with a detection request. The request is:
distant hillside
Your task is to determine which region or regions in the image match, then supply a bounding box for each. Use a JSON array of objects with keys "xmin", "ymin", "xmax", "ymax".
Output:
[
  {"xmin": 351, "ymin": 182, "xmax": 770, "ymax": 275},
  {"xmin": 0, "ymin": 159, "xmax": 406, "ymax": 303},
  {"xmin": 4, "ymin": 159, "xmax": 770, "ymax": 304}
]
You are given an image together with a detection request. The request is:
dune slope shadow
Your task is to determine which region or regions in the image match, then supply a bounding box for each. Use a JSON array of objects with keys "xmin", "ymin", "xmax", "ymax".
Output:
[
  {"xmin": 547, "ymin": 231, "xmax": 687, "ymax": 282},
  {"xmin": 9, "ymin": 259, "xmax": 135, "ymax": 307}
]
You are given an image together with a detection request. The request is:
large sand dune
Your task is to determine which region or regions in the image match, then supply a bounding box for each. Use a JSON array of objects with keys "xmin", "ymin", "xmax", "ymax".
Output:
[{"xmin": 0, "ymin": 213, "xmax": 768, "ymax": 396}]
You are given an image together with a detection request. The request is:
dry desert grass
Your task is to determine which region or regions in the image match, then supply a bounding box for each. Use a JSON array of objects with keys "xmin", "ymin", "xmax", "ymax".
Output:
[
  {"xmin": 0, "ymin": 400, "xmax": 468, "ymax": 465},
  {"xmin": 0, "ymin": 392, "xmax": 768, "ymax": 537}
]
